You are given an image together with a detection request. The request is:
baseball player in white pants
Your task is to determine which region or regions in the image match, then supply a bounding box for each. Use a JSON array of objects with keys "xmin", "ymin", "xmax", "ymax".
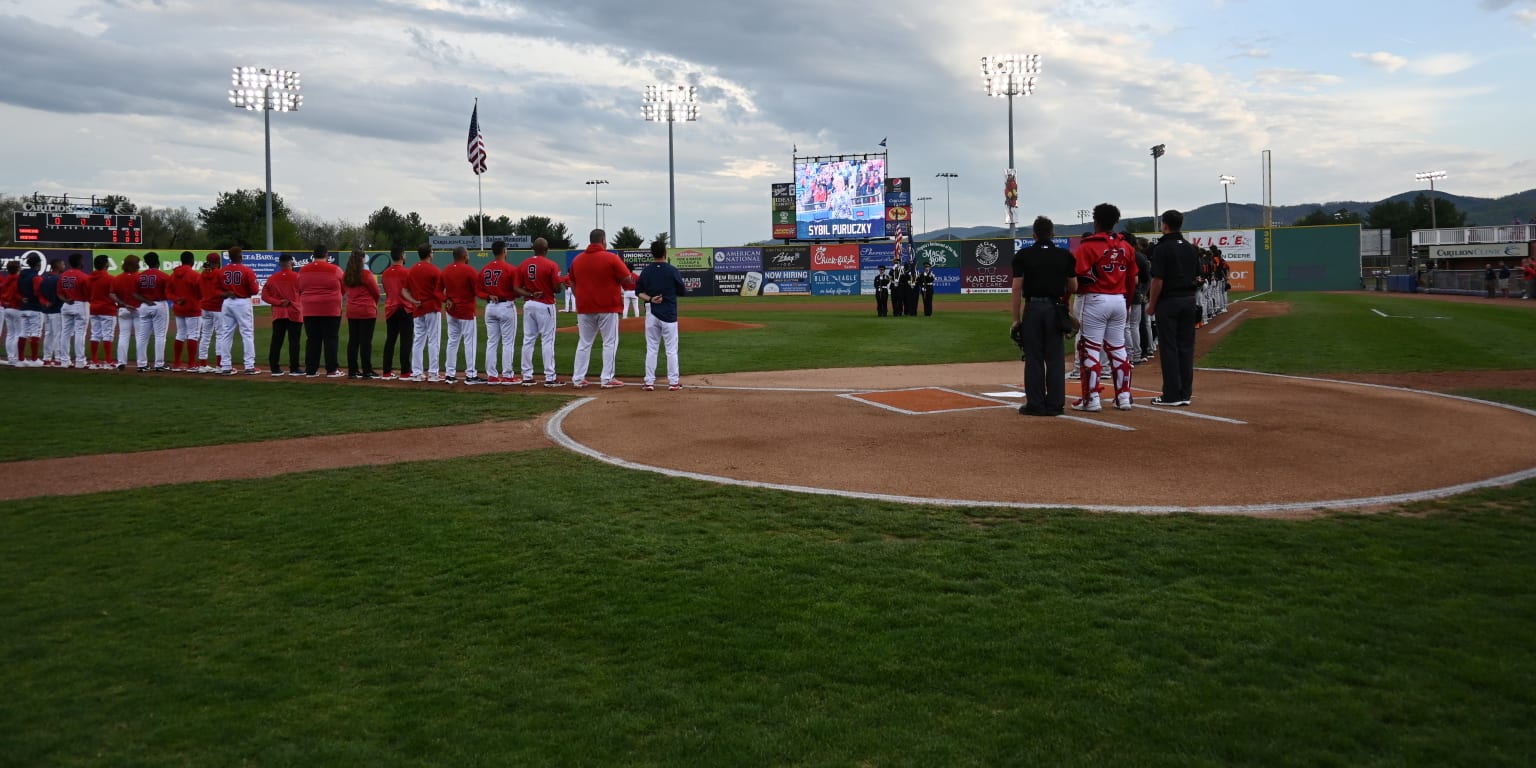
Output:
[
  {"xmin": 199, "ymin": 311, "xmax": 220, "ymax": 371},
  {"xmin": 1072, "ymin": 205, "xmax": 1137, "ymax": 412},
  {"xmin": 622, "ymin": 279, "xmax": 640, "ymax": 318},
  {"xmin": 521, "ymin": 300, "xmax": 557, "ymax": 384},
  {"xmin": 136, "ymin": 301, "xmax": 170, "ymax": 370},
  {"xmin": 444, "ymin": 315, "xmax": 478, "ymax": 382},
  {"xmin": 62, "ymin": 300, "xmax": 88, "ymax": 368},
  {"xmin": 43, "ymin": 312, "xmax": 63, "ymax": 366},
  {"xmin": 562, "ymin": 288, "xmax": 576, "ymax": 313},
  {"xmin": 88, "ymin": 313, "xmax": 115, "ymax": 369},
  {"xmin": 411, "ymin": 312, "xmax": 442, "ymax": 381},
  {"xmin": 571, "ymin": 312, "xmax": 619, "ymax": 387},
  {"xmin": 218, "ymin": 298, "xmax": 256, "ymax": 372},
  {"xmin": 115, "ymin": 307, "xmax": 139, "ymax": 369},
  {"xmin": 483, "ymin": 300, "xmax": 517, "ymax": 381}
]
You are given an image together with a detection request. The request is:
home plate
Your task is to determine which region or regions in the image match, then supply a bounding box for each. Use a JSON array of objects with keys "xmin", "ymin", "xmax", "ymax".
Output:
[{"xmin": 982, "ymin": 391, "xmax": 1026, "ymax": 398}]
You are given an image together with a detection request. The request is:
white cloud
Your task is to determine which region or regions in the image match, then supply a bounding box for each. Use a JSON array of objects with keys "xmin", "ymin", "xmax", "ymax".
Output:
[
  {"xmin": 1410, "ymin": 53, "xmax": 1477, "ymax": 76},
  {"xmin": 1254, "ymin": 68, "xmax": 1342, "ymax": 88},
  {"xmin": 1514, "ymin": 8, "xmax": 1536, "ymax": 24},
  {"xmin": 1352, "ymin": 51, "xmax": 1408, "ymax": 72}
]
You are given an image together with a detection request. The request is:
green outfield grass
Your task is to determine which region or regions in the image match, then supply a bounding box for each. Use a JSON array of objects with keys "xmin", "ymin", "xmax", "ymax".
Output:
[
  {"xmin": 1453, "ymin": 388, "xmax": 1536, "ymax": 410},
  {"xmin": 2, "ymin": 450, "xmax": 1533, "ymax": 767},
  {"xmin": 1205, "ymin": 293, "xmax": 1536, "ymax": 373},
  {"xmin": 0, "ymin": 369, "xmax": 567, "ymax": 460}
]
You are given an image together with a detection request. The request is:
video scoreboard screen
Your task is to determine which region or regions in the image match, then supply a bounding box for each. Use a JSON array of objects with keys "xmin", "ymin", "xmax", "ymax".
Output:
[
  {"xmin": 794, "ymin": 156, "xmax": 886, "ymax": 240},
  {"xmin": 13, "ymin": 211, "xmax": 144, "ymax": 245}
]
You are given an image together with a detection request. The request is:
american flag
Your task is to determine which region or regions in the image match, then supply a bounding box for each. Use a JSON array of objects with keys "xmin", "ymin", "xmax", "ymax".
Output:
[
  {"xmin": 893, "ymin": 227, "xmax": 904, "ymax": 261},
  {"xmin": 467, "ymin": 103, "xmax": 487, "ymax": 175}
]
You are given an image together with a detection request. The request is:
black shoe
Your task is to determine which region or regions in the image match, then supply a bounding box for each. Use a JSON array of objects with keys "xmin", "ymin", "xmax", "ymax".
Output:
[{"xmin": 136, "ymin": 366, "xmax": 148, "ymax": 373}]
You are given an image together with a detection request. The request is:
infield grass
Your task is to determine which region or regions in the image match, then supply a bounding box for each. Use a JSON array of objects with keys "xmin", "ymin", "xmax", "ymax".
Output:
[
  {"xmin": 3, "ymin": 450, "xmax": 1534, "ymax": 767},
  {"xmin": 0, "ymin": 368, "xmax": 567, "ymax": 461}
]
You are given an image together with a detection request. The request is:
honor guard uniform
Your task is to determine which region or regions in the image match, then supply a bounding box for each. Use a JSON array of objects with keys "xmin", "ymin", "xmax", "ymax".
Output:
[{"xmin": 873, "ymin": 266, "xmax": 891, "ymax": 317}]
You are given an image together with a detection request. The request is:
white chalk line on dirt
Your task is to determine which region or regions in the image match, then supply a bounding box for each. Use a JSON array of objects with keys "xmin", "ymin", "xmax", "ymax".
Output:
[
  {"xmin": 1207, "ymin": 309, "xmax": 1249, "ymax": 334},
  {"xmin": 547, "ymin": 371, "xmax": 1536, "ymax": 516}
]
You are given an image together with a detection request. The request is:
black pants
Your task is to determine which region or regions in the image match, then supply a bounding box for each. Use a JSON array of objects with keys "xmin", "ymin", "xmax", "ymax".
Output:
[
  {"xmin": 269, "ymin": 317, "xmax": 302, "ymax": 373},
  {"xmin": 1021, "ymin": 301, "xmax": 1066, "ymax": 413},
  {"xmin": 304, "ymin": 315, "xmax": 341, "ymax": 375},
  {"xmin": 922, "ymin": 288, "xmax": 934, "ymax": 316},
  {"xmin": 1155, "ymin": 295, "xmax": 1199, "ymax": 401},
  {"xmin": 890, "ymin": 286, "xmax": 904, "ymax": 316},
  {"xmin": 1137, "ymin": 302, "xmax": 1153, "ymax": 355},
  {"xmin": 382, "ymin": 308, "xmax": 413, "ymax": 374},
  {"xmin": 347, "ymin": 317, "xmax": 377, "ymax": 376},
  {"xmin": 905, "ymin": 288, "xmax": 919, "ymax": 316},
  {"xmin": 876, "ymin": 290, "xmax": 888, "ymax": 317}
]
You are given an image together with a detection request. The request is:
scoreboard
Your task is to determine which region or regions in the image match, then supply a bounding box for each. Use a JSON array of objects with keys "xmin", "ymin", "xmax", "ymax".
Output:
[{"xmin": 13, "ymin": 211, "xmax": 143, "ymax": 245}]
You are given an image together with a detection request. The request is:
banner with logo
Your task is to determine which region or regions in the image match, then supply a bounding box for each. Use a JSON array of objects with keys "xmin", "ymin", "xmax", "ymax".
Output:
[
  {"xmin": 679, "ymin": 269, "xmax": 715, "ymax": 297},
  {"xmin": 772, "ymin": 210, "xmax": 796, "ymax": 240},
  {"xmin": 714, "ymin": 272, "xmax": 755, "ymax": 297},
  {"xmin": 617, "ymin": 249, "xmax": 651, "ymax": 269},
  {"xmin": 713, "ymin": 247, "xmax": 762, "ymax": 272},
  {"xmin": 811, "ymin": 269, "xmax": 861, "ymax": 296},
  {"xmin": 1187, "ymin": 229, "xmax": 1256, "ymax": 262},
  {"xmin": 858, "ymin": 242, "xmax": 896, "ymax": 269},
  {"xmin": 762, "ymin": 245, "xmax": 810, "ymax": 272},
  {"xmin": 961, "ymin": 239, "xmax": 1012, "ymax": 270},
  {"xmin": 810, "ymin": 243, "xmax": 860, "ymax": 271},
  {"xmin": 772, "ymin": 182, "xmax": 797, "ymax": 240},
  {"xmin": 961, "ymin": 267, "xmax": 1011, "ymax": 294},
  {"xmin": 1427, "ymin": 243, "xmax": 1529, "ymax": 261},
  {"xmin": 933, "ymin": 267, "xmax": 963, "ymax": 294},
  {"xmin": 914, "ymin": 240, "xmax": 960, "ymax": 270},
  {"xmin": 0, "ymin": 247, "xmax": 82, "ymax": 269},
  {"xmin": 1013, "ymin": 237, "xmax": 1070, "ymax": 251},
  {"xmin": 885, "ymin": 177, "xmax": 912, "ymax": 232},
  {"xmin": 668, "ymin": 248, "xmax": 712, "ymax": 271},
  {"xmin": 763, "ymin": 270, "xmax": 810, "ymax": 295}
]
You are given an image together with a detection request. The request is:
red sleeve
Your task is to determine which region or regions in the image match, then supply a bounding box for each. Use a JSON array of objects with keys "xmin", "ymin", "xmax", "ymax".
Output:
[{"xmin": 612, "ymin": 254, "xmax": 635, "ymax": 288}]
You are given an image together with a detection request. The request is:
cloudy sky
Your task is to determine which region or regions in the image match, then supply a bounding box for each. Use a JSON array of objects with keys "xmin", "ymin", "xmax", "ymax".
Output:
[{"xmin": 3, "ymin": 0, "xmax": 1533, "ymax": 245}]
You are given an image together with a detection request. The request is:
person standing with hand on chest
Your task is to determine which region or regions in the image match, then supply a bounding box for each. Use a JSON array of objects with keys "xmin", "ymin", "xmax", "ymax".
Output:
[{"xmin": 635, "ymin": 239, "xmax": 688, "ymax": 391}]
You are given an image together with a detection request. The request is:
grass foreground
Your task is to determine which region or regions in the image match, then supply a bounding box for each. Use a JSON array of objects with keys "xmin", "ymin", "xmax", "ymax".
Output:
[{"xmin": 3, "ymin": 450, "xmax": 1534, "ymax": 767}]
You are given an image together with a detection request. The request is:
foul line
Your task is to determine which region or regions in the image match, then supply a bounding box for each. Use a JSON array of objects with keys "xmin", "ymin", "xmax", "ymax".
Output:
[
  {"xmin": 1233, "ymin": 290, "xmax": 1274, "ymax": 304},
  {"xmin": 546, "ymin": 371, "xmax": 1536, "ymax": 516},
  {"xmin": 1057, "ymin": 413, "xmax": 1136, "ymax": 431},
  {"xmin": 688, "ymin": 383, "xmax": 860, "ymax": 393},
  {"xmin": 1135, "ymin": 403, "xmax": 1247, "ymax": 425},
  {"xmin": 1371, "ymin": 308, "xmax": 1390, "ymax": 318},
  {"xmin": 1207, "ymin": 309, "xmax": 1249, "ymax": 334},
  {"xmin": 837, "ymin": 388, "xmax": 1012, "ymax": 416}
]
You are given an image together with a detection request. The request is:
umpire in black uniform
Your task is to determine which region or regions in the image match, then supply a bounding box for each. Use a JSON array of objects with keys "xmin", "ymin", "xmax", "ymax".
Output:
[
  {"xmin": 873, "ymin": 266, "xmax": 890, "ymax": 316},
  {"xmin": 1147, "ymin": 209, "xmax": 1201, "ymax": 406},
  {"xmin": 1010, "ymin": 216, "xmax": 1077, "ymax": 416}
]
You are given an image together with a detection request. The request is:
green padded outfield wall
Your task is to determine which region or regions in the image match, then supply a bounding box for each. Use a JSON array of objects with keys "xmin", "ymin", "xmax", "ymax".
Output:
[{"xmin": 1266, "ymin": 224, "xmax": 1361, "ymax": 291}]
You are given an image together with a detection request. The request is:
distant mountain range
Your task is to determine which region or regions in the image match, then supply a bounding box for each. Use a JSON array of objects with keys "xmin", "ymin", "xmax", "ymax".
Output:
[{"xmin": 917, "ymin": 188, "xmax": 1536, "ymax": 240}]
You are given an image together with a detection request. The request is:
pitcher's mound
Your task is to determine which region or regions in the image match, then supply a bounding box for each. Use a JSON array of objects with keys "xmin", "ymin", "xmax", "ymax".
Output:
[{"xmin": 559, "ymin": 317, "xmax": 763, "ymax": 333}]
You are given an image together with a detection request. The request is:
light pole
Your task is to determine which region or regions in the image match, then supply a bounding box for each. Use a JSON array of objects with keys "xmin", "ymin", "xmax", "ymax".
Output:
[
  {"xmin": 228, "ymin": 66, "xmax": 302, "ymax": 251},
  {"xmin": 980, "ymin": 54, "xmax": 1040, "ymax": 243},
  {"xmin": 916, "ymin": 196, "xmax": 933, "ymax": 238},
  {"xmin": 1150, "ymin": 144, "xmax": 1166, "ymax": 225},
  {"xmin": 1415, "ymin": 170, "xmax": 1447, "ymax": 230},
  {"xmin": 1077, "ymin": 209, "xmax": 1090, "ymax": 226},
  {"xmin": 642, "ymin": 85, "xmax": 700, "ymax": 247},
  {"xmin": 935, "ymin": 172, "xmax": 958, "ymax": 235},
  {"xmin": 697, "ymin": 219, "xmax": 706, "ymax": 247},
  {"xmin": 1219, "ymin": 175, "xmax": 1236, "ymax": 229},
  {"xmin": 596, "ymin": 202, "xmax": 612, "ymax": 230},
  {"xmin": 584, "ymin": 179, "xmax": 609, "ymax": 231}
]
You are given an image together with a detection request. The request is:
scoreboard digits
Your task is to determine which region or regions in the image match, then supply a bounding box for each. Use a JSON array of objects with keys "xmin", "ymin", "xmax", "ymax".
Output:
[{"xmin": 13, "ymin": 211, "xmax": 144, "ymax": 245}]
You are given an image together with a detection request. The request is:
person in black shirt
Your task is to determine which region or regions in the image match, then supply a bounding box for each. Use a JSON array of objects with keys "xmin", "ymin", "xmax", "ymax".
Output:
[
  {"xmin": 873, "ymin": 266, "xmax": 890, "ymax": 316},
  {"xmin": 893, "ymin": 260, "xmax": 911, "ymax": 316},
  {"xmin": 918, "ymin": 266, "xmax": 936, "ymax": 316},
  {"xmin": 1011, "ymin": 216, "xmax": 1078, "ymax": 416},
  {"xmin": 1146, "ymin": 209, "xmax": 1200, "ymax": 406},
  {"xmin": 903, "ymin": 261, "xmax": 920, "ymax": 316}
]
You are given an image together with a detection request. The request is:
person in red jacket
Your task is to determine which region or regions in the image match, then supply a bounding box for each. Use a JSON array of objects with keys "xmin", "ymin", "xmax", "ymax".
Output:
[
  {"xmin": 110, "ymin": 255, "xmax": 143, "ymax": 371},
  {"xmin": 57, "ymin": 253, "xmax": 92, "ymax": 369},
  {"xmin": 216, "ymin": 247, "xmax": 261, "ymax": 375},
  {"xmin": 197, "ymin": 253, "xmax": 224, "ymax": 372},
  {"xmin": 298, "ymin": 245, "xmax": 345, "ymax": 378},
  {"xmin": 0, "ymin": 262, "xmax": 19, "ymax": 366},
  {"xmin": 379, "ymin": 246, "xmax": 414, "ymax": 380},
  {"xmin": 134, "ymin": 252, "xmax": 172, "ymax": 371},
  {"xmin": 518, "ymin": 238, "xmax": 566, "ymax": 387},
  {"xmin": 1071, "ymin": 203, "xmax": 1137, "ymax": 412},
  {"xmin": 567, "ymin": 228, "xmax": 635, "ymax": 388},
  {"xmin": 166, "ymin": 251, "xmax": 203, "ymax": 371},
  {"xmin": 260, "ymin": 253, "xmax": 303, "ymax": 375},
  {"xmin": 478, "ymin": 240, "xmax": 520, "ymax": 384},
  {"xmin": 342, "ymin": 248, "xmax": 381, "ymax": 379},
  {"xmin": 441, "ymin": 246, "xmax": 481, "ymax": 384},
  {"xmin": 406, "ymin": 244, "xmax": 445, "ymax": 382}
]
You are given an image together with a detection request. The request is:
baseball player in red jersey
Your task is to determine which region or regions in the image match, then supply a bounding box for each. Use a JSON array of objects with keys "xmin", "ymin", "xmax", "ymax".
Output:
[
  {"xmin": 518, "ymin": 237, "xmax": 565, "ymax": 387},
  {"xmin": 441, "ymin": 247, "xmax": 481, "ymax": 384},
  {"xmin": 567, "ymin": 228, "xmax": 634, "ymax": 388},
  {"xmin": 0, "ymin": 263, "xmax": 14, "ymax": 366},
  {"xmin": 110, "ymin": 255, "xmax": 144, "ymax": 371},
  {"xmin": 407, "ymin": 244, "xmax": 446, "ymax": 382},
  {"xmin": 134, "ymin": 252, "xmax": 172, "ymax": 371},
  {"xmin": 379, "ymin": 247, "xmax": 413, "ymax": 380},
  {"xmin": 478, "ymin": 240, "xmax": 520, "ymax": 384},
  {"xmin": 57, "ymin": 253, "xmax": 92, "ymax": 368},
  {"xmin": 197, "ymin": 253, "xmax": 224, "ymax": 372},
  {"xmin": 216, "ymin": 247, "xmax": 261, "ymax": 375},
  {"xmin": 1072, "ymin": 203, "xmax": 1138, "ymax": 412},
  {"xmin": 167, "ymin": 251, "xmax": 203, "ymax": 371},
  {"xmin": 86, "ymin": 255, "xmax": 117, "ymax": 369}
]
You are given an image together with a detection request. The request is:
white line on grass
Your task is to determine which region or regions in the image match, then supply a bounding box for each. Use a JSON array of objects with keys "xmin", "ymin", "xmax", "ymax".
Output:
[{"xmin": 1371, "ymin": 308, "xmax": 1390, "ymax": 317}]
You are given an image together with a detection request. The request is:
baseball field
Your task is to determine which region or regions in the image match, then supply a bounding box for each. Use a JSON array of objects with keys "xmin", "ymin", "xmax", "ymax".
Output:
[{"xmin": 3, "ymin": 291, "xmax": 1535, "ymax": 766}]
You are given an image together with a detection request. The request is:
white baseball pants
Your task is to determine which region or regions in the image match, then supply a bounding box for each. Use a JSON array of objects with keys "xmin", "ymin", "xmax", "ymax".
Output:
[
  {"xmin": 175, "ymin": 314, "xmax": 200, "ymax": 341},
  {"xmin": 218, "ymin": 298, "xmax": 255, "ymax": 371},
  {"xmin": 521, "ymin": 302, "xmax": 558, "ymax": 382},
  {"xmin": 62, "ymin": 301, "xmax": 89, "ymax": 366},
  {"xmin": 445, "ymin": 316, "xmax": 478, "ymax": 379},
  {"xmin": 43, "ymin": 314, "xmax": 63, "ymax": 364},
  {"xmin": 622, "ymin": 291, "xmax": 639, "ymax": 319},
  {"xmin": 1076, "ymin": 293, "xmax": 1132, "ymax": 404},
  {"xmin": 643, "ymin": 313, "xmax": 680, "ymax": 386},
  {"xmin": 571, "ymin": 312, "xmax": 619, "ymax": 385},
  {"xmin": 116, "ymin": 308, "xmax": 139, "ymax": 366},
  {"xmin": 412, "ymin": 313, "xmax": 442, "ymax": 377},
  {"xmin": 89, "ymin": 314, "xmax": 116, "ymax": 343},
  {"xmin": 199, "ymin": 310, "xmax": 221, "ymax": 364},
  {"xmin": 136, "ymin": 302, "xmax": 169, "ymax": 368},
  {"xmin": 483, "ymin": 302, "xmax": 518, "ymax": 378}
]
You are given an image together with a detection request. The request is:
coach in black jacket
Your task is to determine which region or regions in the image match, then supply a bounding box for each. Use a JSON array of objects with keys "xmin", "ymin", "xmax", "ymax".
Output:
[{"xmin": 1146, "ymin": 210, "xmax": 1201, "ymax": 406}]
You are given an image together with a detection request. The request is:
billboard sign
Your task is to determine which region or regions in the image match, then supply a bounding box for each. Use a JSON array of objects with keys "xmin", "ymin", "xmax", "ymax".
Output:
[
  {"xmin": 810, "ymin": 243, "xmax": 860, "ymax": 271},
  {"xmin": 811, "ymin": 269, "xmax": 861, "ymax": 295},
  {"xmin": 668, "ymin": 248, "xmax": 712, "ymax": 270},
  {"xmin": 714, "ymin": 247, "xmax": 762, "ymax": 271},
  {"xmin": 762, "ymin": 245, "xmax": 810, "ymax": 271},
  {"xmin": 795, "ymin": 156, "xmax": 887, "ymax": 239},
  {"xmin": 431, "ymin": 235, "xmax": 531, "ymax": 250},
  {"xmin": 763, "ymin": 270, "xmax": 810, "ymax": 295},
  {"xmin": 1187, "ymin": 229, "xmax": 1256, "ymax": 262},
  {"xmin": 932, "ymin": 267, "xmax": 962, "ymax": 294},
  {"xmin": 858, "ymin": 242, "xmax": 896, "ymax": 269},
  {"xmin": 914, "ymin": 240, "xmax": 960, "ymax": 269}
]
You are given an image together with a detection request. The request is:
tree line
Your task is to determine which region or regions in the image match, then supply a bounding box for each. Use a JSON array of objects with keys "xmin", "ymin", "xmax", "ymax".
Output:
[
  {"xmin": 1291, "ymin": 193, "xmax": 1467, "ymax": 238},
  {"xmin": 0, "ymin": 190, "xmax": 664, "ymax": 251}
]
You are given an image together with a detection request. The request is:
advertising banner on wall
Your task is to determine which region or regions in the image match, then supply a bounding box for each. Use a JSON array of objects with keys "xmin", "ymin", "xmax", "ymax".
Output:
[
  {"xmin": 932, "ymin": 267, "xmax": 963, "ymax": 294},
  {"xmin": 811, "ymin": 269, "xmax": 861, "ymax": 296},
  {"xmin": 771, "ymin": 183, "xmax": 796, "ymax": 240},
  {"xmin": 859, "ymin": 242, "xmax": 896, "ymax": 269},
  {"xmin": 885, "ymin": 177, "xmax": 912, "ymax": 233},
  {"xmin": 1013, "ymin": 237, "xmax": 1070, "ymax": 251},
  {"xmin": 1, "ymin": 247, "xmax": 81, "ymax": 269},
  {"xmin": 962, "ymin": 239, "xmax": 1012, "ymax": 271},
  {"xmin": 679, "ymin": 269, "xmax": 715, "ymax": 297},
  {"xmin": 914, "ymin": 240, "xmax": 960, "ymax": 269},
  {"xmin": 763, "ymin": 270, "xmax": 810, "ymax": 295},
  {"xmin": 243, "ymin": 251, "xmax": 284, "ymax": 284},
  {"xmin": 713, "ymin": 247, "xmax": 762, "ymax": 271},
  {"xmin": 617, "ymin": 249, "xmax": 651, "ymax": 269},
  {"xmin": 668, "ymin": 248, "xmax": 712, "ymax": 271},
  {"xmin": 810, "ymin": 243, "xmax": 860, "ymax": 271},
  {"xmin": 762, "ymin": 245, "xmax": 810, "ymax": 271},
  {"xmin": 1187, "ymin": 230, "xmax": 1256, "ymax": 261},
  {"xmin": 961, "ymin": 267, "xmax": 1011, "ymax": 294},
  {"xmin": 1427, "ymin": 242, "xmax": 1529, "ymax": 261},
  {"xmin": 714, "ymin": 272, "xmax": 753, "ymax": 296}
]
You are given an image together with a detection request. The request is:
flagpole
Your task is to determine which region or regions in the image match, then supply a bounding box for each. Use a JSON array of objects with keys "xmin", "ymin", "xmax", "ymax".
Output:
[{"xmin": 475, "ymin": 98, "xmax": 484, "ymax": 252}]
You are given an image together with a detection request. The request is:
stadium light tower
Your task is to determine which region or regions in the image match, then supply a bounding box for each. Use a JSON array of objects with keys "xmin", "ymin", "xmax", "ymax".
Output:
[
  {"xmin": 697, "ymin": 219, "xmax": 706, "ymax": 247},
  {"xmin": 642, "ymin": 85, "xmax": 700, "ymax": 246},
  {"xmin": 936, "ymin": 172, "xmax": 959, "ymax": 235},
  {"xmin": 585, "ymin": 179, "xmax": 609, "ymax": 231},
  {"xmin": 1220, "ymin": 175, "xmax": 1236, "ymax": 229},
  {"xmin": 229, "ymin": 66, "xmax": 302, "ymax": 251},
  {"xmin": 980, "ymin": 54, "xmax": 1041, "ymax": 243},
  {"xmin": 596, "ymin": 201, "xmax": 612, "ymax": 230},
  {"xmin": 1150, "ymin": 144, "xmax": 1166, "ymax": 226},
  {"xmin": 1077, "ymin": 208, "xmax": 1090, "ymax": 226},
  {"xmin": 1415, "ymin": 170, "xmax": 1447, "ymax": 230},
  {"xmin": 916, "ymin": 196, "xmax": 933, "ymax": 238}
]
